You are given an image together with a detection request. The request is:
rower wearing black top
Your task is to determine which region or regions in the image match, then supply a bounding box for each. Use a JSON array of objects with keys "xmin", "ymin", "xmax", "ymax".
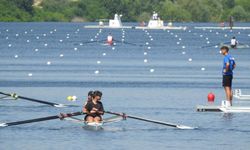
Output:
[{"xmin": 83, "ymin": 90, "xmax": 104, "ymax": 123}]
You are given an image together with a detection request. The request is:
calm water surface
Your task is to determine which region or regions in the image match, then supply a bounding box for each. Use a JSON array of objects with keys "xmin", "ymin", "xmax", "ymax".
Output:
[{"xmin": 0, "ymin": 22, "xmax": 250, "ymax": 150}]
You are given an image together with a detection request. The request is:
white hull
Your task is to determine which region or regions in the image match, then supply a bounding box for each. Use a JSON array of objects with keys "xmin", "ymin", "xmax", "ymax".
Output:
[
  {"xmin": 83, "ymin": 122, "xmax": 103, "ymax": 130},
  {"xmin": 135, "ymin": 26, "xmax": 186, "ymax": 30},
  {"xmin": 84, "ymin": 25, "xmax": 132, "ymax": 29},
  {"xmin": 197, "ymin": 105, "xmax": 250, "ymax": 113},
  {"xmin": 195, "ymin": 26, "xmax": 250, "ymax": 30}
]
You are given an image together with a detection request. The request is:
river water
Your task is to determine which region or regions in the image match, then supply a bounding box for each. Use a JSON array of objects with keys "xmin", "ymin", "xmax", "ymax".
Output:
[{"xmin": 0, "ymin": 22, "xmax": 250, "ymax": 150}]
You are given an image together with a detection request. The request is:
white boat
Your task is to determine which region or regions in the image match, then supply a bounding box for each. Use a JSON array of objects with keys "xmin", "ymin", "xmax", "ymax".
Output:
[
  {"xmin": 84, "ymin": 14, "xmax": 132, "ymax": 29},
  {"xmin": 135, "ymin": 12, "xmax": 186, "ymax": 30},
  {"xmin": 65, "ymin": 115, "xmax": 124, "ymax": 130},
  {"xmin": 234, "ymin": 89, "xmax": 250, "ymax": 100}
]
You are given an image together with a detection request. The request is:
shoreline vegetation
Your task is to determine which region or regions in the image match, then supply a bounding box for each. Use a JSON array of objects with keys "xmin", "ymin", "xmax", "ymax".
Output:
[{"xmin": 0, "ymin": 0, "xmax": 250, "ymax": 22}]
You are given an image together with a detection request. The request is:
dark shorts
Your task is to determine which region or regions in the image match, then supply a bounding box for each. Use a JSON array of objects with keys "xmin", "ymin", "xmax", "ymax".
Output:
[
  {"xmin": 223, "ymin": 75, "xmax": 233, "ymax": 87},
  {"xmin": 84, "ymin": 114, "xmax": 102, "ymax": 120},
  {"xmin": 231, "ymin": 45, "xmax": 236, "ymax": 48}
]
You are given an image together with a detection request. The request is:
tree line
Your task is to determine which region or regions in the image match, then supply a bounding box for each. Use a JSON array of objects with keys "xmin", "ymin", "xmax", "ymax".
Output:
[{"xmin": 0, "ymin": 0, "xmax": 250, "ymax": 22}]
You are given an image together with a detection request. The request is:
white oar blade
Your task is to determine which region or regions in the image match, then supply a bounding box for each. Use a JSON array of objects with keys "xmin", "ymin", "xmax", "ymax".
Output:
[
  {"xmin": 0, "ymin": 123, "xmax": 7, "ymax": 127},
  {"xmin": 54, "ymin": 104, "xmax": 66, "ymax": 108},
  {"xmin": 176, "ymin": 125, "xmax": 197, "ymax": 130}
]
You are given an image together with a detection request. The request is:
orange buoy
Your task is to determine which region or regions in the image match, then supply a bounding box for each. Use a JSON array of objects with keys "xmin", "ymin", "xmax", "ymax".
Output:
[{"xmin": 207, "ymin": 92, "xmax": 215, "ymax": 103}]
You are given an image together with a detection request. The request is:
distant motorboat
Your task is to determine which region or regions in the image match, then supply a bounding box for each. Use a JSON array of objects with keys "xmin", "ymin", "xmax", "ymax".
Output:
[
  {"xmin": 136, "ymin": 12, "xmax": 186, "ymax": 30},
  {"xmin": 85, "ymin": 14, "xmax": 132, "ymax": 29}
]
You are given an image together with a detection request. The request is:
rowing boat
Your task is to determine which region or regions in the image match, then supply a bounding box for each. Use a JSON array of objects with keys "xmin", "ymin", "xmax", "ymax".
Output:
[{"xmin": 219, "ymin": 43, "xmax": 250, "ymax": 49}]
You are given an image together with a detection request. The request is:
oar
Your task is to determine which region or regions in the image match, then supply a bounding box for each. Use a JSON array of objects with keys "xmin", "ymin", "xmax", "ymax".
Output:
[
  {"xmin": 201, "ymin": 43, "xmax": 221, "ymax": 48},
  {"xmin": 0, "ymin": 91, "xmax": 66, "ymax": 107},
  {"xmin": 0, "ymin": 111, "xmax": 84, "ymax": 127},
  {"xmin": 105, "ymin": 111, "xmax": 196, "ymax": 129},
  {"xmin": 114, "ymin": 40, "xmax": 144, "ymax": 47}
]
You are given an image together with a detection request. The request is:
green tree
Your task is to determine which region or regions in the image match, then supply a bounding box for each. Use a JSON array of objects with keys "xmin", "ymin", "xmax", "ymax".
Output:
[{"xmin": 230, "ymin": 5, "xmax": 248, "ymax": 21}]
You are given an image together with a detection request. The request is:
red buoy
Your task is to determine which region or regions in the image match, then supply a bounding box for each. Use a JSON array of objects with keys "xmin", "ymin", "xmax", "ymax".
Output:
[{"xmin": 207, "ymin": 92, "xmax": 215, "ymax": 103}]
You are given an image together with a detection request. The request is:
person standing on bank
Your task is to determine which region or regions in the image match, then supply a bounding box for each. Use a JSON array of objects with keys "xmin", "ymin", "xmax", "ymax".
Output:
[{"xmin": 221, "ymin": 46, "xmax": 236, "ymax": 106}]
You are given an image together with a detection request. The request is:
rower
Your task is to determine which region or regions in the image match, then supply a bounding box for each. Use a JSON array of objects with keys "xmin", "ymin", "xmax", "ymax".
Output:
[
  {"xmin": 107, "ymin": 33, "xmax": 113, "ymax": 45},
  {"xmin": 230, "ymin": 37, "xmax": 238, "ymax": 48},
  {"xmin": 83, "ymin": 90, "xmax": 104, "ymax": 123},
  {"xmin": 83, "ymin": 91, "xmax": 93, "ymax": 106}
]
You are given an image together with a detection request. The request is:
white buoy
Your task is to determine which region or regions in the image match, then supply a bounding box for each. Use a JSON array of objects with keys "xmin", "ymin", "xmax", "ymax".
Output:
[
  {"xmin": 15, "ymin": 34, "xmax": 19, "ymax": 37},
  {"xmin": 59, "ymin": 39, "xmax": 63, "ymax": 42},
  {"xmin": 44, "ymin": 43, "xmax": 48, "ymax": 47},
  {"xmin": 6, "ymin": 29, "xmax": 9, "ymax": 32},
  {"xmin": 148, "ymin": 47, "xmax": 151, "ymax": 50},
  {"xmin": 201, "ymin": 67, "xmax": 206, "ymax": 71},
  {"xmin": 8, "ymin": 44, "xmax": 12, "ymax": 47},
  {"xmin": 36, "ymin": 36, "xmax": 40, "ymax": 39},
  {"xmin": 25, "ymin": 31, "xmax": 27, "ymax": 34},
  {"xmin": 113, "ymin": 43, "xmax": 117, "ymax": 46},
  {"xmin": 216, "ymin": 32, "xmax": 219, "ymax": 35},
  {"xmin": 144, "ymin": 59, "xmax": 148, "ymax": 63},
  {"xmin": 50, "ymin": 31, "xmax": 53, "ymax": 34},
  {"xmin": 102, "ymin": 53, "xmax": 106, "ymax": 56},
  {"xmin": 47, "ymin": 61, "xmax": 51, "ymax": 65},
  {"xmin": 177, "ymin": 42, "xmax": 180, "ymax": 45},
  {"xmin": 66, "ymin": 36, "xmax": 69, "ymax": 39},
  {"xmin": 146, "ymin": 42, "xmax": 149, "ymax": 45},
  {"xmin": 60, "ymin": 54, "xmax": 64, "ymax": 57},
  {"xmin": 95, "ymin": 70, "xmax": 99, "ymax": 74},
  {"xmin": 28, "ymin": 73, "xmax": 33, "ymax": 77},
  {"xmin": 27, "ymin": 40, "xmax": 30, "ymax": 43},
  {"xmin": 112, "ymin": 47, "xmax": 115, "ymax": 50},
  {"xmin": 207, "ymin": 41, "xmax": 210, "ymax": 44},
  {"xmin": 188, "ymin": 58, "xmax": 192, "ymax": 62},
  {"xmin": 182, "ymin": 51, "xmax": 186, "ymax": 55},
  {"xmin": 206, "ymin": 37, "xmax": 209, "ymax": 40},
  {"xmin": 43, "ymin": 34, "xmax": 46, "ymax": 36},
  {"xmin": 54, "ymin": 29, "xmax": 57, "ymax": 32},
  {"xmin": 79, "ymin": 43, "xmax": 83, "ymax": 46},
  {"xmin": 175, "ymin": 35, "xmax": 178, "ymax": 38},
  {"xmin": 224, "ymin": 34, "xmax": 228, "ymax": 37},
  {"xmin": 6, "ymin": 37, "xmax": 8, "ymax": 39},
  {"xmin": 97, "ymin": 61, "xmax": 101, "ymax": 64},
  {"xmin": 74, "ymin": 47, "xmax": 78, "ymax": 51},
  {"xmin": 144, "ymin": 52, "xmax": 147, "ymax": 55},
  {"xmin": 150, "ymin": 69, "xmax": 154, "ymax": 73},
  {"xmin": 200, "ymin": 35, "xmax": 203, "ymax": 37},
  {"xmin": 182, "ymin": 46, "xmax": 186, "ymax": 49},
  {"xmin": 215, "ymin": 45, "xmax": 218, "ymax": 48},
  {"xmin": 35, "ymin": 48, "xmax": 39, "ymax": 52},
  {"xmin": 179, "ymin": 38, "xmax": 182, "ymax": 41},
  {"xmin": 14, "ymin": 55, "xmax": 18, "ymax": 58},
  {"xmin": 90, "ymin": 39, "xmax": 94, "ymax": 41}
]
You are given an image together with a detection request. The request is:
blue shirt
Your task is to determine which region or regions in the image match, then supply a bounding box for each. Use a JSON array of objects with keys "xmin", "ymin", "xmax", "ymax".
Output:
[{"xmin": 222, "ymin": 54, "xmax": 235, "ymax": 75}]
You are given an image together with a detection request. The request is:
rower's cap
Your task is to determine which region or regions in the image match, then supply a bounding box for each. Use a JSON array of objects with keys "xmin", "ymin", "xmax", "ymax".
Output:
[{"xmin": 93, "ymin": 90, "xmax": 102, "ymax": 97}]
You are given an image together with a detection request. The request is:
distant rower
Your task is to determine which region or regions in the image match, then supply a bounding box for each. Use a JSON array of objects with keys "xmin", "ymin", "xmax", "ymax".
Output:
[
  {"xmin": 230, "ymin": 37, "xmax": 238, "ymax": 48},
  {"xmin": 107, "ymin": 33, "xmax": 113, "ymax": 45}
]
